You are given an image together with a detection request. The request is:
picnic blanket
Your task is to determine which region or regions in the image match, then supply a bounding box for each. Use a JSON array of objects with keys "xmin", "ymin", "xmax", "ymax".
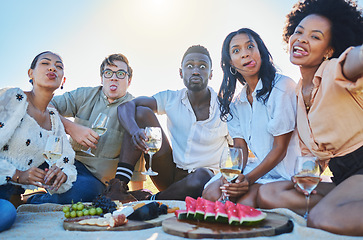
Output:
[{"xmin": 1, "ymin": 204, "xmax": 361, "ymax": 240}]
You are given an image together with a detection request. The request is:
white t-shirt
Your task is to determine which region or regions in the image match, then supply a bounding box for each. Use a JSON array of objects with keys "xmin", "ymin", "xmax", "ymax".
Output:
[{"xmin": 153, "ymin": 87, "xmax": 230, "ymax": 172}]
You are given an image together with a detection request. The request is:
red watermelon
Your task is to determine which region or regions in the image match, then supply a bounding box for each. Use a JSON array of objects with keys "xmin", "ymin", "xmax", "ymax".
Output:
[
  {"xmin": 175, "ymin": 209, "xmax": 188, "ymax": 220},
  {"xmin": 203, "ymin": 199, "xmax": 216, "ymax": 222},
  {"xmin": 236, "ymin": 203, "xmax": 267, "ymax": 225},
  {"xmin": 214, "ymin": 200, "xmax": 228, "ymax": 223},
  {"xmin": 194, "ymin": 197, "xmax": 206, "ymax": 220},
  {"xmin": 225, "ymin": 201, "xmax": 240, "ymax": 225},
  {"xmin": 185, "ymin": 196, "xmax": 197, "ymax": 219}
]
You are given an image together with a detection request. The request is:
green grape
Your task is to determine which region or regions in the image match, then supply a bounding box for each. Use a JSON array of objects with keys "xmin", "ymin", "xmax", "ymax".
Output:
[
  {"xmin": 77, "ymin": 211, "xmax": 83, "ymax": 217},
  {"xmin": 63, "ymin": 206, "xmax": 70, "ymax": 213},
  {"xmin": 83, "ymin": 209, "xmax": 89, "ymax": 216},
  {"xmin": 77, "ymin": 204, "xmax": 84, "ymax": 211},
  {"xmin": 64, "ymin": 212, "xmax": 71, "ymax": 218},
  {"xmin": 70, "ymin": 211, "xmax": 77, "ymax": 218},
  {"xmin": 89, "ymin": 208, "xmax": 96, "ymax": 216},
  {"xmin": 96, "ymin": 207, "xmax": 103, "ymax": 215},
  {"xmin": 71, "ymin": 204, "xmax": 78, "ymax": 211}
]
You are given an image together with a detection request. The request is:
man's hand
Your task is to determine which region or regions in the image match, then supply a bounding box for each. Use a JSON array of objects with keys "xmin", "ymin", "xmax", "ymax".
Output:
[
  {"xmin": 130, "ymin": 128, "xmax": 149, "ymax": 153},
  {"xmin": 68, "ymin": 123, "xmax": 99, "ymax": 149}
]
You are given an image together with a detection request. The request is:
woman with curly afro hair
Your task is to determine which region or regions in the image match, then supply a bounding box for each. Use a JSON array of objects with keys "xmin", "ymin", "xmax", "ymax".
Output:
[{"xmin": 257, "ymin": 0, "xmax": 363, "ymax": 236}]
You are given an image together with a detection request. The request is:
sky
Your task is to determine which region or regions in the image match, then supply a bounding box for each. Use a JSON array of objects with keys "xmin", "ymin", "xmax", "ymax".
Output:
[{"xmin": 1, "ymin": 0, "xmax": 362, "ymax": 98}]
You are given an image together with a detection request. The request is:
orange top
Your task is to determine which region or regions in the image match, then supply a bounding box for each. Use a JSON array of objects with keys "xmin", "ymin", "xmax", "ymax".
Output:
[{"xmin": 297, "ymin": 47, "xmax": 363, "ymax": 161}]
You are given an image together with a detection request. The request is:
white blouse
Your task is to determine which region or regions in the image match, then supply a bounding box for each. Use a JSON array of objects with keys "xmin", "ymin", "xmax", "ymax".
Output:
[
  {"xmin": 0, "ymin": 88, "xmax": 76, "ymax": 194},
  {"xmin": 228, "ymin": 74, "xmax": 300, "ymax": 183}
]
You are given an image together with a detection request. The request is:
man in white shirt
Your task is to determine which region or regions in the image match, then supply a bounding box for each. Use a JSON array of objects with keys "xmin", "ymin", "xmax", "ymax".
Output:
[{"xmin": 111, "ymin": 45, "xmax": 230, "ymax": 201}]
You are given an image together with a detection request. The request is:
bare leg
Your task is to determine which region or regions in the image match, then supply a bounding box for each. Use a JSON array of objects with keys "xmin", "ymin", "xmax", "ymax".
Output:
[
  {"xmin": 308, "ymin": 175, "xmax": 363, "ymax": 236},
  {"xmin": 236, "ymin": 184, "xmax": 261, "ymax": 208},
  {"xmin": 157, "ymin": 168, "xmax": 214, "ymax": 200},
  {"xmin": 257, "ymin": 181, "xmax": 334, "ymax": 216},
  {"xmin": 129, "ymin": 181, "xmax": 143, "ymax": 191},
  {"xmin": 202, "ymin": 177, "xmax": 223, "ymax": 202}
]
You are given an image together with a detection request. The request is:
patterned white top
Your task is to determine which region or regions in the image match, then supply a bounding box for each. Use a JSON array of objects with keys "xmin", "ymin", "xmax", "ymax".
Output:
[{"xmin": 0, "ymin": 88, "xmax": 76, "ymax": 194}]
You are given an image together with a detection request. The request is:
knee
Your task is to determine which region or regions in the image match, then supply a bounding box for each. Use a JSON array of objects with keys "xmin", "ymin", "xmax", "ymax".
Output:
[
  {"xmin": 307, "ymin": 205, "xmax": 329, "ymax": 230},
  {"xmin": 185, "ymin": 169, "xmax": 213, "ymax": 198},
  {"xmin": 0, "ymin": 199, "xmax": 16, "ymax": 232},
  {"xmin": 135, "ymin": 106, "xmax": 156, "ymax": 126},
  {"xmin": 256, "ymin": 183, "xmax": 280, "ymax": 209}
]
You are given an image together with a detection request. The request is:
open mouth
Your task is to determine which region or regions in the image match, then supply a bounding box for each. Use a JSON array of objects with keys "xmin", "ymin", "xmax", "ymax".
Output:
[
  {"xmin": 110, "ymin": 85, "xmax": 118, "ymax": 91},
  {"xmin": 293, "ymin": 46, "xmax": 308, "ymax": 56}
]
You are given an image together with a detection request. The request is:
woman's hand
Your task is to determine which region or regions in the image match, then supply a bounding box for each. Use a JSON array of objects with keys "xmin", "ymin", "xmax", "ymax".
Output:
[
  {"xmin": 291, "ymin": 176, "xmax": 317, "ymax": 196},
  {"xmin": 44, "ymin": 166, "xmax": 68, "ymax": 191},
  {"xmin": 130, "ymin": 128, "xmax": 149, "ymax": 153},
  {"xmin": 220, "ymin": 174, "xmax": 249, "ymax": 198},
  {"xmin": 17, "ymin": 167, "xmax": 46, "ymax": 188}
]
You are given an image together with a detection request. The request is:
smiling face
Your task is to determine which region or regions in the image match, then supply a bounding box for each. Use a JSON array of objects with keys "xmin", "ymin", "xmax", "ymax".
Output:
[
  {"xmin": 289, "ymin": 14, "xmax": 333, "ymax": 68},
  {"xmin": 28, "ymin": 52, "xmax": 64, "ymax": 90},
  {"xmin": 180, "ymin": 52, "xmax": 212, "ymax": 92},
  {"xmin": 101, "ymin": 60, "xmax": 131, "ymax": 103},
  {"xmin": 229, "ymin": 33, "xmax": 262, "ymax": 81}
]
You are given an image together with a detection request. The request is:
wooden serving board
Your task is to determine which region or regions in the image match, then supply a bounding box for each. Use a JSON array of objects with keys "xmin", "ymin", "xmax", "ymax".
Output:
[
  {"xmin": 63, "ymin": 200, "xmax": 186, "ymax": 232},
  {"xmin": 162, "ymin": 212, "xmax": 293, "ymax": 239},
  {"xmin": 63, "ymin": 213, "xmax": 175, "ymax": 231}
]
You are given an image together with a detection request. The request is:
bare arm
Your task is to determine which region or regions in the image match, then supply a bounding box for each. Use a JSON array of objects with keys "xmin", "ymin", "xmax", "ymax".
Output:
[
  {"xmin": 245, "ymin": 132, "xmax": 293, "ymax": 185},
  {"xmin": 117, "ymin": 96, "xmax": 157, "ymax": 152},
  {"xmin": 343, "ymin": 45, "xmax": 363, "ymax": 81},
  {"xmin": 59, "ymin": 115, "xmax": 99, "ymax": 149}
]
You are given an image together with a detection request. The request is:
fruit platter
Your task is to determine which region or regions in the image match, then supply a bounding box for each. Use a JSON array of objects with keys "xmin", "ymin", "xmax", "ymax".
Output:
[{"xmin": 62, "ymin": 196, "xmax": 185, "ymax": 231}]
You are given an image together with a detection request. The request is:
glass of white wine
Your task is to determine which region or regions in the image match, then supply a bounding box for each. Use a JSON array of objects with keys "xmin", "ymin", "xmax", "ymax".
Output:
[
  {"xmin": 81, "ymin": 113, "xmax": 108, "ymax": 157},
  {"xmin": 219, "ymin": 147, "xmax": 243, "ymax": 203},
  {"xmin": 43, "ymin": 135, "xmax": 63, "ymax": 168},
  {"xmin": 141, "ymin": 127, "xmax": 162, "ymax": 176},
  {"xmin": 294, "ymin": 156, "xmax": 321, "ymax": 219}
]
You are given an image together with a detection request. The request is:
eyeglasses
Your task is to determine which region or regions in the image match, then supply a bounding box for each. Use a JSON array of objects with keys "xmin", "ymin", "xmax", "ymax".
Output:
[{"xmin": 102, "ymin": 69, "xmax": 129, "ymax": 79}]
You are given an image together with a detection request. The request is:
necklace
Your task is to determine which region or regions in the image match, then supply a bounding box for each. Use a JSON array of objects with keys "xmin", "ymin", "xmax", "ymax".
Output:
[{"xmin": 302, "ymin": 84, "xmax": 314, "ymax": 112}]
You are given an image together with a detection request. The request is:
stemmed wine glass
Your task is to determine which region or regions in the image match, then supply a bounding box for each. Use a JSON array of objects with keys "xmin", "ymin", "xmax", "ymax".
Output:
[
  {"xmin": 81, "ymin": 113, "xmax": 108, "ymax": 157},
  {"xmin": 219, "ymin": 147, "xmax": 243, "ymax": 203},
  {"xmin": 141, "ymin": 127, "xmax": 162, "ymax": 176},
  {"xmin": 294, "ymin": 156, "xmax": 321, "ymax": 219},
  {"xmin": 43, "ymin": 135, "xmax": 63, "ymax": 168}
]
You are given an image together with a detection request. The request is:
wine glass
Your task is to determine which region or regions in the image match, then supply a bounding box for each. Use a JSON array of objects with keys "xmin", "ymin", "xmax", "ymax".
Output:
[
  {"xmin": 81, "ymin": 113, "xmax": 108, "ymax": 156},
  {"xmin": 294, "ymin": 156, "xmax": 321, "ymax": 219},
  {"xmin": 219, "ymin": 147, "xmax": 243, "ymax": 203},
  {"xmin": 141, "ymin": 127, "xmax": 162, "ymax": 176},
  {"xmin": 43, "ymin": 135, "xmax": 63, "ymax": 168}
]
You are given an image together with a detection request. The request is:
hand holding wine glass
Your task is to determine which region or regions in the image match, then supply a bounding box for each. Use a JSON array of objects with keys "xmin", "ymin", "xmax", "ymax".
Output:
[
  {"xmin": 81, "ymin": 113, "xmax": 108, "ymax": 156},
  {"xmin": 219, "ymin": 147, "xmax": 243, "ymax": 203},
  {"xmin": 141, "ymin": 127, "xmax": 162, "ymax": 176},
  {"xmin": 294, "ymin": 156, "xmax": 321, "ymax": 219}
]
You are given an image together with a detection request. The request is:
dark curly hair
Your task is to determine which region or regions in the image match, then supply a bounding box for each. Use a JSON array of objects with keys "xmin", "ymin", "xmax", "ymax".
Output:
[
  {"xmin": 181, "ymin": 45, "xmax": 212, "ymax": 67},
  {"xmin": 218, "ymin": 28, "xmax": 276, "ymax": 121},
  {"xmin": 283, "ymin": 0, "xmax": 363, "ymax": 58}
]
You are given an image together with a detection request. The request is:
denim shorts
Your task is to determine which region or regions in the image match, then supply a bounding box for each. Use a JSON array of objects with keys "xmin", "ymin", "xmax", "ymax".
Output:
[{"xmin": 329, "ymin": 145, "xmax": 363, "ymax": 185}]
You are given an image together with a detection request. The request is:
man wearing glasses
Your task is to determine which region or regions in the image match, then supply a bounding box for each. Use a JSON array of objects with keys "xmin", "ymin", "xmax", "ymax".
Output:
[{"xmin": 28, "ymin": 54, "xmax": 148, "ymax": 204}]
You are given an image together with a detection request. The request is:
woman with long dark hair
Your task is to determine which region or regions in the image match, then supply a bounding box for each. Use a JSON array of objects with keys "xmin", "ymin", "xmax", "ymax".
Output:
[{"xmin": 203, "ymin": 28, "xmax": 300, "ymax": 207}]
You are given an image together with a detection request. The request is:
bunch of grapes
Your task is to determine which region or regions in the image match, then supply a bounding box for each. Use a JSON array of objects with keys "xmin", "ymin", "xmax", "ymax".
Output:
[
  {"xmin": 92, "ymin": 195, "xmax": 117, "ymax": 214},
  {"xmin": 63, "ymin": 201, "xmax": 103, "ymax": 218}
]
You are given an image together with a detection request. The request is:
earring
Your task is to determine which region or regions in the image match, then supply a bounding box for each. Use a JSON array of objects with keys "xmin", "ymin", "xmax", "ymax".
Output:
[
  {"xmin": 324, "ymin": 55, "xmax": 329, "ymax": 61},
  {"xmin": 29, "ymin": 79, "xmax": 33, "ymax": 84},
  {"xmin": 230, "ymin": 66, "xmax": 237, "ymax": 75},
  {"xmin": 60, "ymin": 85, "xmax": 63, "ymax": 90}
]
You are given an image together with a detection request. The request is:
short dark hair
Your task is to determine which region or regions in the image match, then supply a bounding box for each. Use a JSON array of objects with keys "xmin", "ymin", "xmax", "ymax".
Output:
[
  {"xmin": 30, "ymin": 51, "xmax": 62, "ymax": 69},
  {"xmin": 283, "ymin": 0, "xmax": 363, "ymax": 58},
  {"xmin": 100, "ymin": 53, "xmax": 133, "ymax": 79},
  {"xmin": 218, "ymin": 28, "xmax": 276, "ymax": 121},
  {"xmin": 181, "ymin": 45, "xmax": 212, "ymax": 67}
]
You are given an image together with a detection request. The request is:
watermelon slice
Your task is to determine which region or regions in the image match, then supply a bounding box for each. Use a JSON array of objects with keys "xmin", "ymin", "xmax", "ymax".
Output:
[
  {"xmin": 194, "ymin": 197, "xmax": 206, "ymax": 220},
  {"xmin": 203, "ymin": 199, "xmax": 216, "ymax": 222},
  {"xmin": 225, "ymin": 201, "xmax": 240, "ymax": 225},
  {"xmin": 236, "ymin": 203, "xmax": 267, "ymax": 225},
  {"xmin": 214, "ymin": 200, "xmax": 228, "ymax": 223},
  {"xmin": 185, "ymin": 196, "xmax": 197, "ymax": 219},
  {"xmin": 175, "ymin": 209, "xmax": 188, "ymax": 220}
]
